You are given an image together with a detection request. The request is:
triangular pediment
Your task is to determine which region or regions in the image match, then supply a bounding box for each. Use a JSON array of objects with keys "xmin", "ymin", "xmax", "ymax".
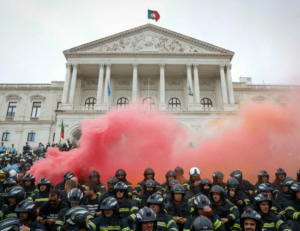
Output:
[{"xmin": 64, "ymin": 24, "xmax": 234, "ymax": 57}]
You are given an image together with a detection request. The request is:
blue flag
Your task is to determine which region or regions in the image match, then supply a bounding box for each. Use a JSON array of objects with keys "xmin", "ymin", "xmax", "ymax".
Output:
[{"xmin": 108, "ymin": 81, "xmax": 111, "ymax": 96}]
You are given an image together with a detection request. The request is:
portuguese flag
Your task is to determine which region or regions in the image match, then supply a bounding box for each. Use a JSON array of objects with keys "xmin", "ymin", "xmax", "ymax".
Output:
[
  {"xmin": 61, "ymin": 120, "xmax": 64, "ymax": 139},
  {"xmin": 148, "ymin": 10, "xmax": 160, "ymax": 22}
]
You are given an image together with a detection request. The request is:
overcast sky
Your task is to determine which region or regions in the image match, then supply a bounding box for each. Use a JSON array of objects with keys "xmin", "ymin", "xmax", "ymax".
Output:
[{"xmin": 1, "ymin": 0, "xmax": 300, "ymax": 85}]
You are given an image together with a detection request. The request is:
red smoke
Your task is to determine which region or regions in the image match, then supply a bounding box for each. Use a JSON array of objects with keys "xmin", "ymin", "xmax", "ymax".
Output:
[{"xmin": 30, "ymin": 96, "xmax": 300, "ymax": 188}]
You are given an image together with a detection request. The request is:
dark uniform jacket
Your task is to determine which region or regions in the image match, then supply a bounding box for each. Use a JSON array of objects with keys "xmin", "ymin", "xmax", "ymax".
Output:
[
  {"xmin": 261, "ymin": 211, "xmax": 291, "ymax": 231},
  {"xmin": 285, "ymin": 199, "xmax": 300, "ymax": 221},
  {"xmin": 183, "ymin": 178, "xmax": 202, "ymax": 196},
  {"xmin": 55, "ymin": 181, "xmax": 65, "ymax": 191},
  {"xmin": 90, "ymin": 214, "xmax": 131, "ymax": 231},
  {"xmin": 25, "ymin": 219, "xmax": 46, "ymax": 231},
  {"xmin": 272, "ymin": 179, "xmax": 283, "ymax": 191},
  {"xmin": 276, "ymin": 191, "xmax": 292, "ymax": 208},
  {"xmin": 156, "ymin": 212, "xmax": 178, "ymax": 231},
  {"xmin": 0, "ymin": 205, "xmax": 17, "ymax": 220},
  {"xmin": 239, "ymin": 180, "xmax": 256, "ymax": 196},
  {"xmin": 118, "ymin": 197, "xmax": 138, "ymax": 229},
  {"xmin": 210, "ymin": 200, "xmax": 240, "ymax": 231},
  {"xmin": 28, "ymin": 190, "xmax": 50, "ymax": 208},
  {"xmin": 134, "ymin": 191, "xmax": 155, "ymax": 209},
  {"xmin": 82, "ymin": 181, "xmax": 106, "ymax": 195},
  {"xmin": 212, "ymin": 182, "xmax": 227, "ymax": 190},
  {"xmin": 22, "ymin": 184, "xmax": 38, "ymax": 197},
  {"xmin": 226, "ymin": 190, "xmax": 250, "ymax": 214},
  {"xmin": 133, "ymin": 179, "xmax": 162, "ymax": 196},
  {"xmin": 183, "ymin": 212, "xmax": 225, "ymax": 231},
  {"xmin": 161, "ymin": 181, "xmax": 170, "ymax": 197}
]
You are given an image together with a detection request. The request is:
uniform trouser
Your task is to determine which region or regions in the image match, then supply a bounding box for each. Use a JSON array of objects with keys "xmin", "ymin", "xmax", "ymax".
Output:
[{"xmin": 285, "ymin": 220, "xmax": 300, "ymax": 230}]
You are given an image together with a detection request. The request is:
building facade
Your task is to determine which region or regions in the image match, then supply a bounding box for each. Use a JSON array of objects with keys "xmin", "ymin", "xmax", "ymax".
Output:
[{"xmin": 0, "ymin": 24, "xmax": 298, "ymax": 151}]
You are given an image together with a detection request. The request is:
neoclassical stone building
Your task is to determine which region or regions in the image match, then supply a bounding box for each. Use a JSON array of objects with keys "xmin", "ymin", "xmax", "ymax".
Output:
[{"xmin": 0, "ymin": 24, "xmax": 298, "ymax": 151}]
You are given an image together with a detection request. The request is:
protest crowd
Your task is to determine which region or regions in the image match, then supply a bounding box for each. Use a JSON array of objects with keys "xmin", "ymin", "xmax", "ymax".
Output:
[{"xmin": 0, "ymin": 141, "xmax": 299, "ymax": 231}]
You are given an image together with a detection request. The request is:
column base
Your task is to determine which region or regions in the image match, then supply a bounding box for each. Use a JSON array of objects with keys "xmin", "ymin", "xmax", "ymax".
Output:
[
  {"xmin": 188, "ymin": 104, "xmax": 203, "ymax": 111},
  {"xmin": 59, "ymin": 104, "xmax": 73, "ymax": 110},
  {"xmin": 94, "ymin": 104, "xmax": 109, "ymax": 110},
  {"xmin": 159, "ymin": 104, "xmax": 166, "ymax": 111},
  {"xmin": 223, "ymin": 104, "xmax": 239, "ymax": 111}
]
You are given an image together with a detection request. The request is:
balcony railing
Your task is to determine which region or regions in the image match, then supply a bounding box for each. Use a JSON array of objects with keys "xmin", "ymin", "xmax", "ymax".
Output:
[{"xmin": 73, "ymin": 105, "xmax": 95, "ymax": 110}]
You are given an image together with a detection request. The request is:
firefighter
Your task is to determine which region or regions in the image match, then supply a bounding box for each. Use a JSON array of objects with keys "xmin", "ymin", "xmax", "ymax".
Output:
[
  {"xmin": 240, "ymin": 208, "xmax": 263, "ymax": 231},
  {"xmin": 163, "ymin": 180, "xmax": 180, "ymax": 203},
  {"xmin": 64, "ymin": 206, "xmax": 95, "ymax": 230},
  {"xmin": 184, "ymin": 194, "xmax": 225, "ymax": 231},
  {"xmin": 212, "ymin": 171, "xmax": 226, "ymax": 189},
  {"xmin": 284, "ymin": 182, "xmax": 300, "ymax": 230},
  {"xmin": 147, "ymin": 193, "xmax": 179, "ymax": 231},
  {"xmin": 255, "ymin": 170, "xmax": 270, "ymax": 187},
  {"xmin": 183, "ymin": 167, "xmax": 201, "ymax": 195},
  {"xmin": 28, "ymin": 178, "xmax": 51, "ymax": 208},
  {"xmin": 136, "ymin": 207, "xmax": 157, "ymax": 231},
  {"xmin": 190, "ymin": 216, "xmax": 214, "ymax": 231},
  {"xmin": 209, "ymin": 185, "xmax": 241, "ymax": 231},
  {"xmin": 164, "ymin": 184, "xmax": 193, "ymax": 231},
  {"xmin": 55, "ymin": 171, "xmax": 74, "ymax": 191},
  {"xmin": 134, "ymin": 179, "xmax": 158, "ymax": 209},
  {"xmin": 115, "ymin": 169, "xmax": 133, "ymax": 197},
  {"xmin": 276, "ymin": 177, "xmax": 294, "ymax": 208},
  {"xmin": 253, "ymin": 192, "xmax": 291, "ymax": 231},
  {"xmin": 22, "ymin": 173, "xmax": 38, "ymax": 196},
  {"xmin": 272, "ymin": 168, "xmax": 286, "ymax": 191},
  {"xmin": 161, "ymin": 170, "xmax": 177, "ymax": 196},
  {"xmin": 100, "ymin": 176, "xmax": 119, "ymax": 203},
  {"xmin": 133, "ymin": 168, "xmax": 162, "ymax": 198},
  {"xmin": 82, "ymin": 171, "xmax": 106, "ymax": 195},
  {"xmin": 230, "ymin": 170, "xmax": 256, "ymax": 197}
]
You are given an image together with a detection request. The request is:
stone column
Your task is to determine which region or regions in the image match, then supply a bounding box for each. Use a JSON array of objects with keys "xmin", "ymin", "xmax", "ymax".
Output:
[
  {"xmin": 96, "ymin": 63, "xmax": 105, "ymax": 104},
  {"xmin": 193, "ymin": 64, "xmax": 201, "ymax": 104},
  {"xmin": 226, "ymin": 64, "xmax": 235, "ymax": 104},
  {"xmin": 103, "ymin": 64, "xmax": 111, "ymax": 104},
  {"xmin": 159, "ymin": 64, "xmax": 165, "ymax": 104},
  {"xmin": 132, "ymin": 64, "xmax": 138, "ymax": 103},
  {"xmin": 186, "ymin": 64, "xmax": 194, "ymax": 104},
  {"xmin": 219, "ymin": 64, "xmax": 228, "ymax": 104},
  {"xmin": 62, "ymin": 63, "xmax": 72, "ymax": 103},
  {"xmin": 68, "ymin": 63, "xmax": 78, "ymax": 104}
]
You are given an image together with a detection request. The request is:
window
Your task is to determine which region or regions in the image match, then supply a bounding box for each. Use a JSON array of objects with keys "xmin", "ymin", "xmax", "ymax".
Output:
[
  {"xmin": 7, "ymin": 102, "xmax": 17, "ymax": 117},
  {"xmin": 2, "ymin": 133, "xmax": 10, "ymax": 141},
  {"xmin": 31, "ymin": 102, "xmax": 41, "ymax": 117},
  {"xmin": 53, "ymin": 133, "xmax": 55, "ymax": 142},
  {"xmin": 117, "ymin": 97, "xmax": 129, "ymax": 107},
  {"xmin": 168, "ymin": 98, "xmax": 181, "ymax": 108},
  {"xmin": 85, "ymin": 98, "xmax": 96, "ymax": 107},
  {"xmin": 143, "ymin": 97, "xmax": 155, "ymax": 110},
  {"xmin": 27, "ymin": 133, "xmax": 35, "ymax": 141},
  {"xmin": 201, "ymin": 98, "xmax": 213, "ymax": 107}
]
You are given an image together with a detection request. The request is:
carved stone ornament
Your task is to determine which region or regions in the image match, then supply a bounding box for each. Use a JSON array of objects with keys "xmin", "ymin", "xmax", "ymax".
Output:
[
  {"xmin": 168, "ymin": 79, "xmax": 181, "ymax": 86},
  {"xmin": 6, "ymin": 94, "xmax": 22, "ymax": 102},
  {"xmin": 89, "ymin": 31, "xmax": 210, "ymax": 53},
  {"xmin": 30, "ymin": 94, "xmax": 46, "ymax": 102}
]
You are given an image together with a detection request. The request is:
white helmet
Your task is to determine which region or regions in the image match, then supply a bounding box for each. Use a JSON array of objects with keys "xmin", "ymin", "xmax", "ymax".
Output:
[{"xmin": 189, "ymin": 167, "xmax": 200, "ymax": 176}]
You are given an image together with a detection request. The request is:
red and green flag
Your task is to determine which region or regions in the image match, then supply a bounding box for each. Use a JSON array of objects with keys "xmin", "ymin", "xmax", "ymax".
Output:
[
  {"xmin": 61, "ymin": 121, "xmax": 64, "ymax": 139},
  {"xmin": 148, "ymin": 10, "xmax": 160, "ymax": 22}
]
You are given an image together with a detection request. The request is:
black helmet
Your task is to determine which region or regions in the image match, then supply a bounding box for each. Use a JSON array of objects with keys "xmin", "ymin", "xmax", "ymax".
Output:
[
  {"xmin": 210, "ymin": 185, "xmax": 225, "ymax": 202},
  {"xmin": 37, "ymin": 178, "xmax": 51, "ymax": 191},
  {"xmin": 136, "ymin": 207, "xmax": 157, "ymax": 230},
  {"xmin": 63, "ymin": 171, "xmax": 74, "ymax": 181},
  {"xmin": 23, "ymin": 173, "xmax": 35, "ymax": 182},
  {"xmin": 3, "ymin": 178, "xmax": 16, "ymax": 190},
  {"xmin": 144, "ymin": 168, "xmax": 155, "ymax": 178},
  {"xmin": 15, "ymin": 200, "xmax": 37, "ymax": 220},
  {"xmin": 65, "ymin": 206, "xmax": 91, "ymax": 229},
  {"xmin": 115, "ymin": 169, "xmax": 127, "ymax": 178},
  {"xmin": 258, "ymin": 170, "xmax": 269, "ymax": 182},
  {"xmin": 147, "ymin": 193, "xmax": 164, "ymax": 211},
  {"xmin": 275, "ymin": 168, "xmax": 286, "ymax": 178},
  {"xmin": 200, "ymin": 178, "xmax": 212, "ymax": 196},
  {"xmin": 227, "ymin": 177, "xmax": 239, "ymax": 190},
  {"xmin": 89, "ymin": 171, "xmax": 100, "ymax": 179},
  {"xmin": 191, "ymin": 216, "xmax": 214, "ymax": 231},
  {"xmin": 193, "ymin": 195, "xmax": 211, "ymax": 209},
  {"xmin": 144, "ymin": 179, "xmax": 156, "ymax": 191},
  {"xmin": 290, "ymin": 182, "xmax": 300, "ymax": 199},
  {"xmin": 230, "ymin": 170, "xmax": 243, "ymax": 183},
  {"xmin": 168, "ymin": 179, "xmax": 179, "ymax": 190},
  {"xmin": 4, "ymin": 186, "xmax": 26, "ymax": 205},
  {"xmin": 212, "ymin": 171, "xmax": 224, "ymax": 183},
  {"xmin": 107, "ymin": 177, "xmax": 118, "ymax": 191},
  {"xmin": 281, "ymin": 177, "xmax": 294, "ymax": 186},
  {"xmin": 171, "ymin": 184, "xmax": 185, "ymax": 196},
  {"xmin": 165, "ymin": 170, "xmax": 176, "ymax": 181},
  {"xmin": 0, "ymin": 218, "xmax": 20, "ymax": 231},
  {"xmin": 24, "ymin": 163, "xmax": 31, "ymax": 168},
  {"xmin": 114, "ymin": 182, "xmax": 129, "ymax": 197},
  {"xmin": 253, "ymin": 193, "xmax": 272, "ymax": 212},
  {"xmin": 257, "ymin": 183, "xmax": 274, "ymax": 193},
  {"xmin": 100, "ymin": 197, "xmax": 119, "ymax": 216},
  {"xmin": 240, "ymin": 208, "xmax": 263, "ymax": 231},
  {"xmin": 67, "ymin": 188, "xmax": 84, "ymax": 203}
]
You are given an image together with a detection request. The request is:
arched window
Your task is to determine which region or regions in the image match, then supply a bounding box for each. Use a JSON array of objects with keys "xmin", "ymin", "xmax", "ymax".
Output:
[
  {"xmin": 168, "ymin": 98, "xmax": 181, "ymax": 108},
  {"xmin": 85, "ymin": 98, "xmax": 96, "ymax": 109},
  {"xmin": 117, "ymin": 97, "xmax": 129, "ymax": 108},
  {"xmin": 143, "ymin": 97, "xmax": 155, "ymax": 110},
  {"xmin": 201, "ymin": 98, "xmax": 213, "ymax": 107}
]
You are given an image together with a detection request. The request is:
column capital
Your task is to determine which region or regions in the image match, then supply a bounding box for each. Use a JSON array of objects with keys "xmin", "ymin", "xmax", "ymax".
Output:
[
  {"xmin": 186, "ymin": 64, "xmax": 192, "ymax": 68},
  {"xmin": 132, "ymin": 63, "xmax": 138, "ymax": 67},
  {"xmin": 72, "ymin": 63, "xmax": 78, "ymax": 68},
  {"xmin": 159, "ymin": 63, "xmax": 165, "ymax": 68},
  {"xmin": 219, "ymin": 63, "xmax": 225, "ymax": 69},
  {"xmin": 99, "ymin": 63, "xmax": 105, "ymax": 67},
  {"xmin": 193, "ymin": 64, "xmax": 199, "ymax": 68},
  {"xmin": 105, "ymin": 63, "xmax": 111, "ymax": 67},
  {"xmin": 66, "ymin": 63, "xmax": 72, "ymax": 68},
  {"xmin": 226, "ymin": 63, "xmax": 232, "ymax": 69}
]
